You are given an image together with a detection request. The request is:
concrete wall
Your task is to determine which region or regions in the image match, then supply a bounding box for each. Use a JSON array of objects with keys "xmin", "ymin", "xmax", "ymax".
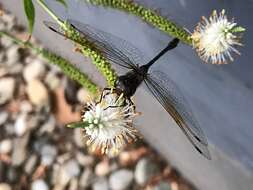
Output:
[{"xmin": 1, "ymin": 0, "xmax": 253, "ymax": 189}]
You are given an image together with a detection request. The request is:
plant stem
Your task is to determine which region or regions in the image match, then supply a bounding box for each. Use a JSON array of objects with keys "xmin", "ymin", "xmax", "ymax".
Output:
[
  {"xmin": 86, "ymin": 0, "xmax": 192, "ymax": 45},
  {"xmin": 36, "ymin": 0, "xmax": 118, "ymax": 86},
  {"xmin": 0, "ymin": 31, "xmax": 99, "ymax": 94}
]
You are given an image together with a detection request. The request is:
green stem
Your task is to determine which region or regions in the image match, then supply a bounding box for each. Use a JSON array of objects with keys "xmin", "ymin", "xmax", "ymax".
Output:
[
  {"xmin": 0, "ymin": 31, "xmax": 99, "ymax": 94},
  {"xmin": 36, "ymin": 0, "xmax": 118, "ymax": 86},
  {"xmin": 86, "ymin": 0, "xmax": 192, "ymax": 45},
  {"xmin": 36, "ymin": 0, "xmax": 63, "ymax": 25}
]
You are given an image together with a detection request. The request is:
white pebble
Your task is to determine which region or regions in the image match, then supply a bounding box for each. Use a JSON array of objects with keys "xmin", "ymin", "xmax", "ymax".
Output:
[
  {"xmin": 14, "ymin": 114, "xmax": 28, "ymax": 136},
  {"xmin": 0, "ymin": 77, "xmax": 15, "ymax": 105},
  {"xmin": 23, "ymin": 59, "xmax": 46, "ymax": 82},
  {"xmin": 109, "ymin": 169, "xmax": 133, "ymax": 190},
  {"xmin": 31, "ymin": 179, "xmax": 49, "ymax": 190},
  {"xmin": 0, "ymin": 183, "xmax": 11, "ymax": 190},
  {"xmin": 0, "ymin": 139, "xmax": 12, "ymax": 154}
]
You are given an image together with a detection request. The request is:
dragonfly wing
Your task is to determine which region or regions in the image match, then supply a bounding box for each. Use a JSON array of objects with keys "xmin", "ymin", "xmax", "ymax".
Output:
[
  {"xmin": 68, "ymin": 19, "xmax": 150, "ymax": 71},
  {"xmin": 44, "ymin": 21, "xmax": 67, "ymax": 37},
  {"xmin": 144, "ymin": 70, "xmax": 211, "ymax": 159}
]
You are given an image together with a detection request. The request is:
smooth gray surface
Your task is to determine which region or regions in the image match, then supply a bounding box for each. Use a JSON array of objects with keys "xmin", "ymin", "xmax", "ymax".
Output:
[{"xmin": 1, "ymin": 0, "xmax": 253, "ymax": 189}]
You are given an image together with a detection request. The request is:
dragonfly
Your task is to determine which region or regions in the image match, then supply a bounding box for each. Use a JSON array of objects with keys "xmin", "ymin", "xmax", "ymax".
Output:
[{"xmin": 44, "ymin": 19, "xmax": 211, "ymax": 160}]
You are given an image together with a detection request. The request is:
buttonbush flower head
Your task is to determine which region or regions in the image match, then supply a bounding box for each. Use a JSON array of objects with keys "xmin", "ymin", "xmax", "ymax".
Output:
[
  {"xmin": 81, "ymin": 89, "xmax": 140, "ymax": 156},
  {"xmin": 192, "ymin": 9, "xmax": 245, "ymax": 64}
]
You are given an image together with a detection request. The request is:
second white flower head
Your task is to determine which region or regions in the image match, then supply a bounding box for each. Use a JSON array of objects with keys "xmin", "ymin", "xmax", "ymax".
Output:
[{"xmin": 192, "ymin": 9, "xmax": 245, "ymax": 64}]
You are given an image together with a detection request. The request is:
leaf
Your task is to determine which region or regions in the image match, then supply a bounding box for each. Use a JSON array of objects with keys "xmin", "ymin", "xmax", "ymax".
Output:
[
  {"xmin": 55, "ymin": 0, "xmax": 68, "ymax": 8},
  {"xmin": 23, "ymin": 0, "xmax": 35, "ymax": 37},
  {"xmin": 67, "ymin": 121, "xmax": 89, "ymax": 128},
  {"xmin": 231, "ymin": 26, "xmax": 246, "ymax": 33}
]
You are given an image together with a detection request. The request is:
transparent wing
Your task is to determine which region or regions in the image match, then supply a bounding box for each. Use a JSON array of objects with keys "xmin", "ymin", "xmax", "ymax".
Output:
[
  {"xmin": 144, "ymin": 70, "xmax": 211, "ymax": 159},
  {"xmin": 67, "ymin": 19, "xmax": 148, "ymax": 70},
  {"xmin": 44, "ymin": 20, "xmax": 147, "ymax": 71}
]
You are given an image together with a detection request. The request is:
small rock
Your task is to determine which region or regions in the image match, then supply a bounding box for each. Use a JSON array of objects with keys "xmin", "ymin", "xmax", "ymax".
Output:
[
  {"xmin": 0, "ymin": 112, "xmax": 8, "ymax": 126},
  {"xmin": 56, "ymin": 159, "xmax": 80, "ymax": 187},
  {"xmin": 14, "ymin": 114, "xmax": 28, "ymax": 136},
  {"xmin": 77, "ymin": 88, "xmax": 92, "ymax": 103},
  {"xmin": 45, "ymin": 71, "xmax": 60, "ymax": 90},
  {"xmin": 6, "ymin": 168, "xmax": 18, "ymax": 183},
  {"xmin": 153, "ymin": 181, "xmax": 171, "ymax": 190},
  {"xmin": 26, "ymin": 80, "xmax": 49, "ymax": 107},
  {"xmin": 92, "ymin": 177, "xmax": 109, "ymax": 190},
  {"xmin": 0, "ymin": 139, "xmax": 12, "ymax": 154},
  {"xmin": 1, "ymin": 13, "xmax": 15, "ymax": 30},
  {"xmin": 69, "ymin": 178, "xmax": 78, "ymax": 190},
  {"xmin": 0, "ymin": 36, "xmax": 13, "ymax": 48},
  {"xmin": 23, "ymin": 59, "xmax": 46, "ymax": 82},
  {"xmin": 20, "ymin": 101, "xmax": 33, "ymax": 113},
  {"xmin": 8, "ymin": 63, "xmax": 23, "ymax": 74},
  {"xmin": 11, "ymin": 134, "xmax": 29, "ymax": 166},
  {"xmin": 64, "ymin": 159, "xmax": 80, "ymax": 177},
  {"xmin": 109, "ymin": 169, "xmax": 133, "ymax": 190},
  {"xmin": 79, "ymin": 167, "xmax": 94, "ymax": 188},
  {"xmin": 41, "ymin": 144, "xmax": 58, "ymax": 166},
  {"xmin": 73, "ymin": 128, "xmax": 83, "ymax": 148},
  {"xmin": 134, "ymin": 158, "xmax": 160, "ymax": 186},
  {"xmin": 95, "ymin": 159, "xmax": 110, "ymax": 177},
  {"xmin": 31, "ymin": 179, "xmax": 49, "ymax": 190},
  {"xmin": 76, "ymin": 152, "xmax": 94, "ymax": 167},
  {"xmin": 6, "ymin": 45, "xmax": 20, "ymax": 65},
  {"xmin": 0, "ymin": 183, "xmax": 11, "ymax": 190},
  {"xmin": 0, "ymin": 77, "xmax": 15, "ymax": 105},
  {"xmin": 39, "ymin": 115, "xmax": 56, "ymax": 135},
  {"xmin": 24, "ymin": 154, "xmax": 38, "ymax": 174}
]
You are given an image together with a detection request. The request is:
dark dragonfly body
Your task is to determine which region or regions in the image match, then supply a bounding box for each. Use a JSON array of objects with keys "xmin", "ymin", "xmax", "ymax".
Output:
[
  {"xmin": 44, "ymin": 19, "xmax": 211, "ymax": 160},
  {"xmin": 116, "ymin": 38, "xmax": 179, "ymax": 98}
]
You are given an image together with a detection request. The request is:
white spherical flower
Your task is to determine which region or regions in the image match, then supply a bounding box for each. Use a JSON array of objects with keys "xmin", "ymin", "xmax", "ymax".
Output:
[
  {"xmin": 192, "ymin": 9, "xmax": 245, "ymax": 64},
  {"xmin": 81, "ymin": 89, "xmax": 140, "ymax": 156}
]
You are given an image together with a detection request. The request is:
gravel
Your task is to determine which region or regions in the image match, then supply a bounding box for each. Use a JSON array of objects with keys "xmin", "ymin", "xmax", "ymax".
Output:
[{"xmin": 109, "ymin": 169, "xmax": 134, "ymax": 190}]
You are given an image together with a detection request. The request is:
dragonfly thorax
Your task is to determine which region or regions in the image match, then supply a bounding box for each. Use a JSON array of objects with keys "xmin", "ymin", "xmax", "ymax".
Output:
[{"xmin": 115, "ymin": 68, "xmax": 146, "ymax": 98}]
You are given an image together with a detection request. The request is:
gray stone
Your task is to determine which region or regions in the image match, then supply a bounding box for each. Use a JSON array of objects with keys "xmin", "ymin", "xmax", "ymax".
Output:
[
  {"xmin": 0, "ymin": 183, "xmax": 11, "ymax": 190},
  {"xmin": 0, "ymin": 139, "xmax": 12, "ymax": 154},
  {"xmin": 45, "ymin": 71, "xmax": 60, "ymax": 90},
  {"xmin": 153, "ymin": 181, "xmax": 171, "ymax": 190},
  {"xmin": 0, "ymin": 77, "xmax": 15, "ymax": 105},
  {"xmin": 69, "ymin": 178, "xmax": 79, "ymax": 190},
  {"xmin": 20, "ymin": 101, "xmax": 33, "ymax": 113},
  {"xmin": 73, "ymin": 128, "xmax": 84, "ymax": 148},
  {"xmin": 11, "ymin": 134, "xmax": 29, "ymax": 166},
  {"xmin": 6, "ymin": 45, "xmax": 20, "ymax": 65},
  {"xmin": 23, "ymin": 59, "xmax": 46, "ymax": 82},
  {"xmin": 79, "ymin": 167, "xmax": 94, "ymax": 188},
  {"xmin": 0, "ymin": 35, "xmax": 13, "ymax": 48},
  {"xmin": 6, "ymin": 168, "xmax": 18, "ymax": 183},
  {"xmin": 92, "ymin": 177, "xmax": 109, "ymax": 190},
  {"xmin": 64, "ymin": 159, "xmax": 80, "ymax": 178},
  {"xmin": 31, "ymin": 179, "xmax": 49, "ymax": 190},
  {"xmin": 8, "ymin": 63, "xmax": 23, "ymax": 74},
  {"xmin": 24, "ymin": 154, "xmax": 38, "ymax": 174},
  {"xmin": 134, "ymin": 158, "xmax": 160, "ymax": 186},
  {"xmin": 41, "ymin": 144, "xmax": 57, "ymax": 166},
  {"xmin": 0, "ymin": 112, "xmax": 8, "ymax": 126},
  {"xmin": 56, "ymin": 159, "xmax": 81, "ymax": 187},
  {"xmin": 76, "ymin": 151, "xmax": 95, "ymax": 167},
  {"xmin": 39, "ymin": 115, "xmax": 56, "ymax": 135},
  {"xmin": 109, "ymin": 169, "xmax": 134, "ymax": 190}
]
